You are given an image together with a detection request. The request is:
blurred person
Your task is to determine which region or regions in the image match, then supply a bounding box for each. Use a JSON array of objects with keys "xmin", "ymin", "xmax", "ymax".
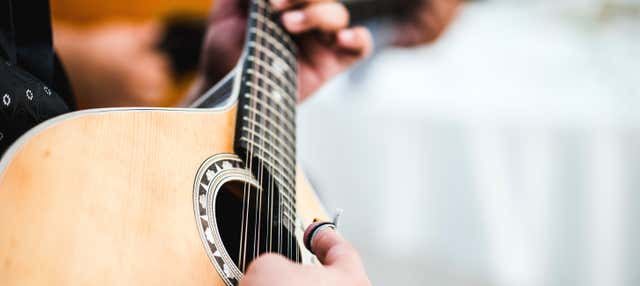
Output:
[
  {"xmin": 50, "ymin": 0, "xmax": 459, "ymax": 108},
  {"xmin": 50, "ymin": 0, "xmax": 209, "ymax": 108},
  {"xmin": 53, "ymin": 22, "xmax": 173, "ymax": 108}
]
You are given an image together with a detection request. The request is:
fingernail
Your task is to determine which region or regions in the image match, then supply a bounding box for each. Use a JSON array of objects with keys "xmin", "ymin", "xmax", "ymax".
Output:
[
  {"xmin": 339, "ymin": 30, "xmax": 355, "ymax": 43},
  {"xmin": 283, "ymin": 11, "xmax": 305, "ymax": 26}
]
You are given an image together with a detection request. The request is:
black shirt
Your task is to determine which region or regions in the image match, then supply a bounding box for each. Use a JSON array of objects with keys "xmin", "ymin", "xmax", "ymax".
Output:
[{"xmin": 0, "ymin": 0, "xmax": 75, "ymax": 153}]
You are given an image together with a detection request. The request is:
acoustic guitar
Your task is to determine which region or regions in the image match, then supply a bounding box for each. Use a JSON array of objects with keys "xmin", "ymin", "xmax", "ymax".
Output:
[{"xmin": 0, "ymin": 0, "xmax": 327, "ymax": 285}]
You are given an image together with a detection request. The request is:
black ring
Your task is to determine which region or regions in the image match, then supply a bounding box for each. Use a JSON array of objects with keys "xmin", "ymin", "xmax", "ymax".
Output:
[{"xmin": 304, "ymin": 222, "xmax": 335, "ymax": 254}]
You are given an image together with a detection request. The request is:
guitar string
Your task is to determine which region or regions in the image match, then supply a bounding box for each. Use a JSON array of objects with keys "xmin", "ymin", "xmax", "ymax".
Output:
[
  {"xmin": 254, "ymin": 0, "xmax": 267, "ymax": 267},
  {"xmin": 263, "ymin": 5, "xmax": 296, "ymax": 262},
  {"xmin": 241, "ymin": 0, "xmax": 260, "ymax": 270},
  {"xmin": 244, "ymin": 0, "xmax": 404, "ymax": 267},
  {"xmin": 249, "ymin": 0, "xmax": 272, "ymax": 269},
  {"xmin": 266, "ymin": 42, "xmax": 278, "ymax": 254},
  {"xmin": 257, "ymin": 1, "xmax": 282, "ymax": 260},
  {"xmin": 242, "ymin": 0, "xmax": 300, "ymax": 269},
  {"xmin": 239, "ymin": 171, "xmax": 247, "ymax": 271}
]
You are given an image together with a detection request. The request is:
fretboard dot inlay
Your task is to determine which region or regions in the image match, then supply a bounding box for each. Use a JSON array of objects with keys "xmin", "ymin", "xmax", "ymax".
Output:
[{"xmin": 272, "ymin": 90, "xmax": 283, "ymax": 102}]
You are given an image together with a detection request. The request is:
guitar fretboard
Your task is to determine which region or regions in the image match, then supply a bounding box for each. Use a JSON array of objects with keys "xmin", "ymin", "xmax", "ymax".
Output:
[{"xmin": 235, "ymin": 0, "xmax": 298, "ymax": 229}]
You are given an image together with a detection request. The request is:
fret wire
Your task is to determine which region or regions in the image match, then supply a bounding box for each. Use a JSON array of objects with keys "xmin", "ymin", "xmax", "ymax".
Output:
[
  {"xmin": 255, "ymin": 2, "xmax": 271, "ymax": 262},
  {"xmin": 248, "ymin": 27, "xmax": 297, "ymax": 69},
  {"xmin": 240, "ymin": 138, "xmax": 295, "ymax": 183},
  {"xmin": 246, "ymin": 0, "xmax": 290, "ymax": 260},
  {"xmin": 246, "ymin": 68, "xmax": 296, "ymax": 100},
  {"xmin": 243, "ymin": 91, "xmax": 295, "ymax": 125},
  {"xmin": 240, "ymin": 113, "xmax": 296, "ymax": 199},
  {"xmin": 244, "ymin": 83, "xmax": 295, "ymax": 121},
  {"xmin": 239, "ymin": 117, "xmax": 296, "ymax": 170},
  {"xmin": 247, "ymin": 0, "xmax": 264, "ymax": 163},
  {"xmin": 242, "ymin": 105, "xmax": 296, "ymax": 139},
  {"xmin": 239, "ymin": 1, "xmax": 301, "ymax": 228},
  {"xmin": 242, "ymin": 126, "xmax": 296, "ymax": 167},
  {"xmin": 245, "ymin": 25, "xmax": 298, "ymax": 164},
  {"xmin": 246, "ymin": 80, "xmax": 296, "ymax": 110},
  {"xmin": 283, "ymin": 206, "xmax": 296, "ymax": 225},
  {"xmin": 251, "ymin": 1, "xmax": 263, "ymax": 268},
  {"xmin": 282, "ymin": 216, "xmax": 293, "ymax": 230},
  {"xmin": 247, "ymin": 42, "xmax": 297, "ymax": 87},
  {"xmin": 240, "ymin": 138, "xmax": 296, "ymax": 197},
  {"xmin": 239, "ymin": 0, "xmax": 260, "ymax": 271},
  {"xmin": 241, "ymin": 114, "xmax": 295, "ymax": 155},
  {"xmin": 247, "ymin": 63, "xmax": 296, "ymax": 95},
  {"xmin": 249, "ymin": 7, "xmax": 298, "ymax": 52},
  {"xmin": 246, "ymin": 3, "xmax": 298, "ymax": 115},
  {"xmin": 248, "ymin": 24, "xmax": 296, "ymax": 60},
  {"xmin": 281, "ymin": 200, "xmax": 295, "ymax": 215},
  {"xmin": 247, "ymin": 38, "xmax": 298, "ymax": 74},
  {"xmin": 278, "ymin": 185, "xmax": 297, "ymax": 206},
  {"xmin": 241, "ymin": 111, "xmax": 295, "ymax": 165},
  {"xmin": 247, "ymin": 55, "xmax": 296, "ymax": 86},
  {"xmin": 254, "ymin": 37, "xmax": 295, "ymax": 74},
  {"xmin": 241, "ymin": 95, "xmax": 295, "ymax": 198},
  {"xmin": 282, "ymin": 207, "xmax": 295, "ymax": 223},
  {"xmin": 247, "ymin": 56, "xmax": 296, "ymax": 93},
  {"xmin": 275, "ymin": 182, "xmax": 296, "ymax": 207},
  {"xmin": 247, "ymin": 38, "xmax": 298, "ymax": 75}
]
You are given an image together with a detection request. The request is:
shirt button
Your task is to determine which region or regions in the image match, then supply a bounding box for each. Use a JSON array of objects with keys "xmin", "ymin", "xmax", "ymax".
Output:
[{"xmin": 2, "ymin": 94, "xmax": 10, "ymax": 106}]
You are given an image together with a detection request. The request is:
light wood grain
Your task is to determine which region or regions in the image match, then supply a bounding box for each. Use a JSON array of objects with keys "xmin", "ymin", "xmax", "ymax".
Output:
[{"xmin": 0, "ymin": 107, "xmax": 325, "ymax": 285}]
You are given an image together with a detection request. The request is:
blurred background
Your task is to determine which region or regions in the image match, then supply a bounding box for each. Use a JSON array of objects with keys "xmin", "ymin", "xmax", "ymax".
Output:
[
  {"xmin": 300, "ymin": 1, "xmax": 640, "ymax": 286},
  {"xmin": 49, "ymin": 0, "xmax": 640, "ymax": 285}
]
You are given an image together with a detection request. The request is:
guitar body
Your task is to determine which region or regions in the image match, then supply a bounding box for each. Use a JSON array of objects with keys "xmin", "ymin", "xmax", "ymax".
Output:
[
  {"xmin": 0, "ymin": 105, "xmax": 327, "ymax": 285},
  {"xmin": 1, "ymin": 0, "xmax": 332, "ymax": 284}
]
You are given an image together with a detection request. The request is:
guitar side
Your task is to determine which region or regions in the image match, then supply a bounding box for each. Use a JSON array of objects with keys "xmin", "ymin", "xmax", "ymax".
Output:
[{"xmin": 0, "ymin": 106, "xmax": 326, "ymax": 285}]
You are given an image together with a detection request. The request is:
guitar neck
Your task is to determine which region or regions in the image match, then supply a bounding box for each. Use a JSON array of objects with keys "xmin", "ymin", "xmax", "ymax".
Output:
[
  {"xmin": 235, "ymin": 0, "xmax": 298, "ymax": 224},
  {"xmin": 233, "ymin": 0, "xmax": 415, "ymax": 192},
  {"xmin": 232, "ymin": 0, "xmax": 420, "ymax": 188}
]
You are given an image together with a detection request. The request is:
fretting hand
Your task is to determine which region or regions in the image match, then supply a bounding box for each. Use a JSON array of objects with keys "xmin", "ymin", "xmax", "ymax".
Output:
[{"xmin": 193, "ymin": 0, "xmax": 373, "ymax": 101}]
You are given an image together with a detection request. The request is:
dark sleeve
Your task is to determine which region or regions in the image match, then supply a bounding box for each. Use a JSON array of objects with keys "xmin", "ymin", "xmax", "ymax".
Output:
[
  {"xmin": 0, "ymin": 0, "xmax": 17, "ymax": 62},
  {"xmin": 342, "ymin": 0, "xmax": 421, "ymax": 23},
  {"xmin": 12, "ymin": 0, "xmax": 56, "ymax": 88},
  {"xmin": 0, "ymin": 0, "xmax": 74, "ymax": 154}
]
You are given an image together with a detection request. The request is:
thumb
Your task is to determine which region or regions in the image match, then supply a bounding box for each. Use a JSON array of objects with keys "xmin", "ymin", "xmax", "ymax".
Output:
[{"xmin": 304, "ymin": 222, "xmax": 362, "ymax": 271}]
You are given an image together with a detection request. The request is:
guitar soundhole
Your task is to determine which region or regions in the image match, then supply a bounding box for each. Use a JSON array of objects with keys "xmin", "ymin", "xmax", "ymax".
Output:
[{"xmin": 215, "ymin": 180, "xmax": 302, "ymax": 272}]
